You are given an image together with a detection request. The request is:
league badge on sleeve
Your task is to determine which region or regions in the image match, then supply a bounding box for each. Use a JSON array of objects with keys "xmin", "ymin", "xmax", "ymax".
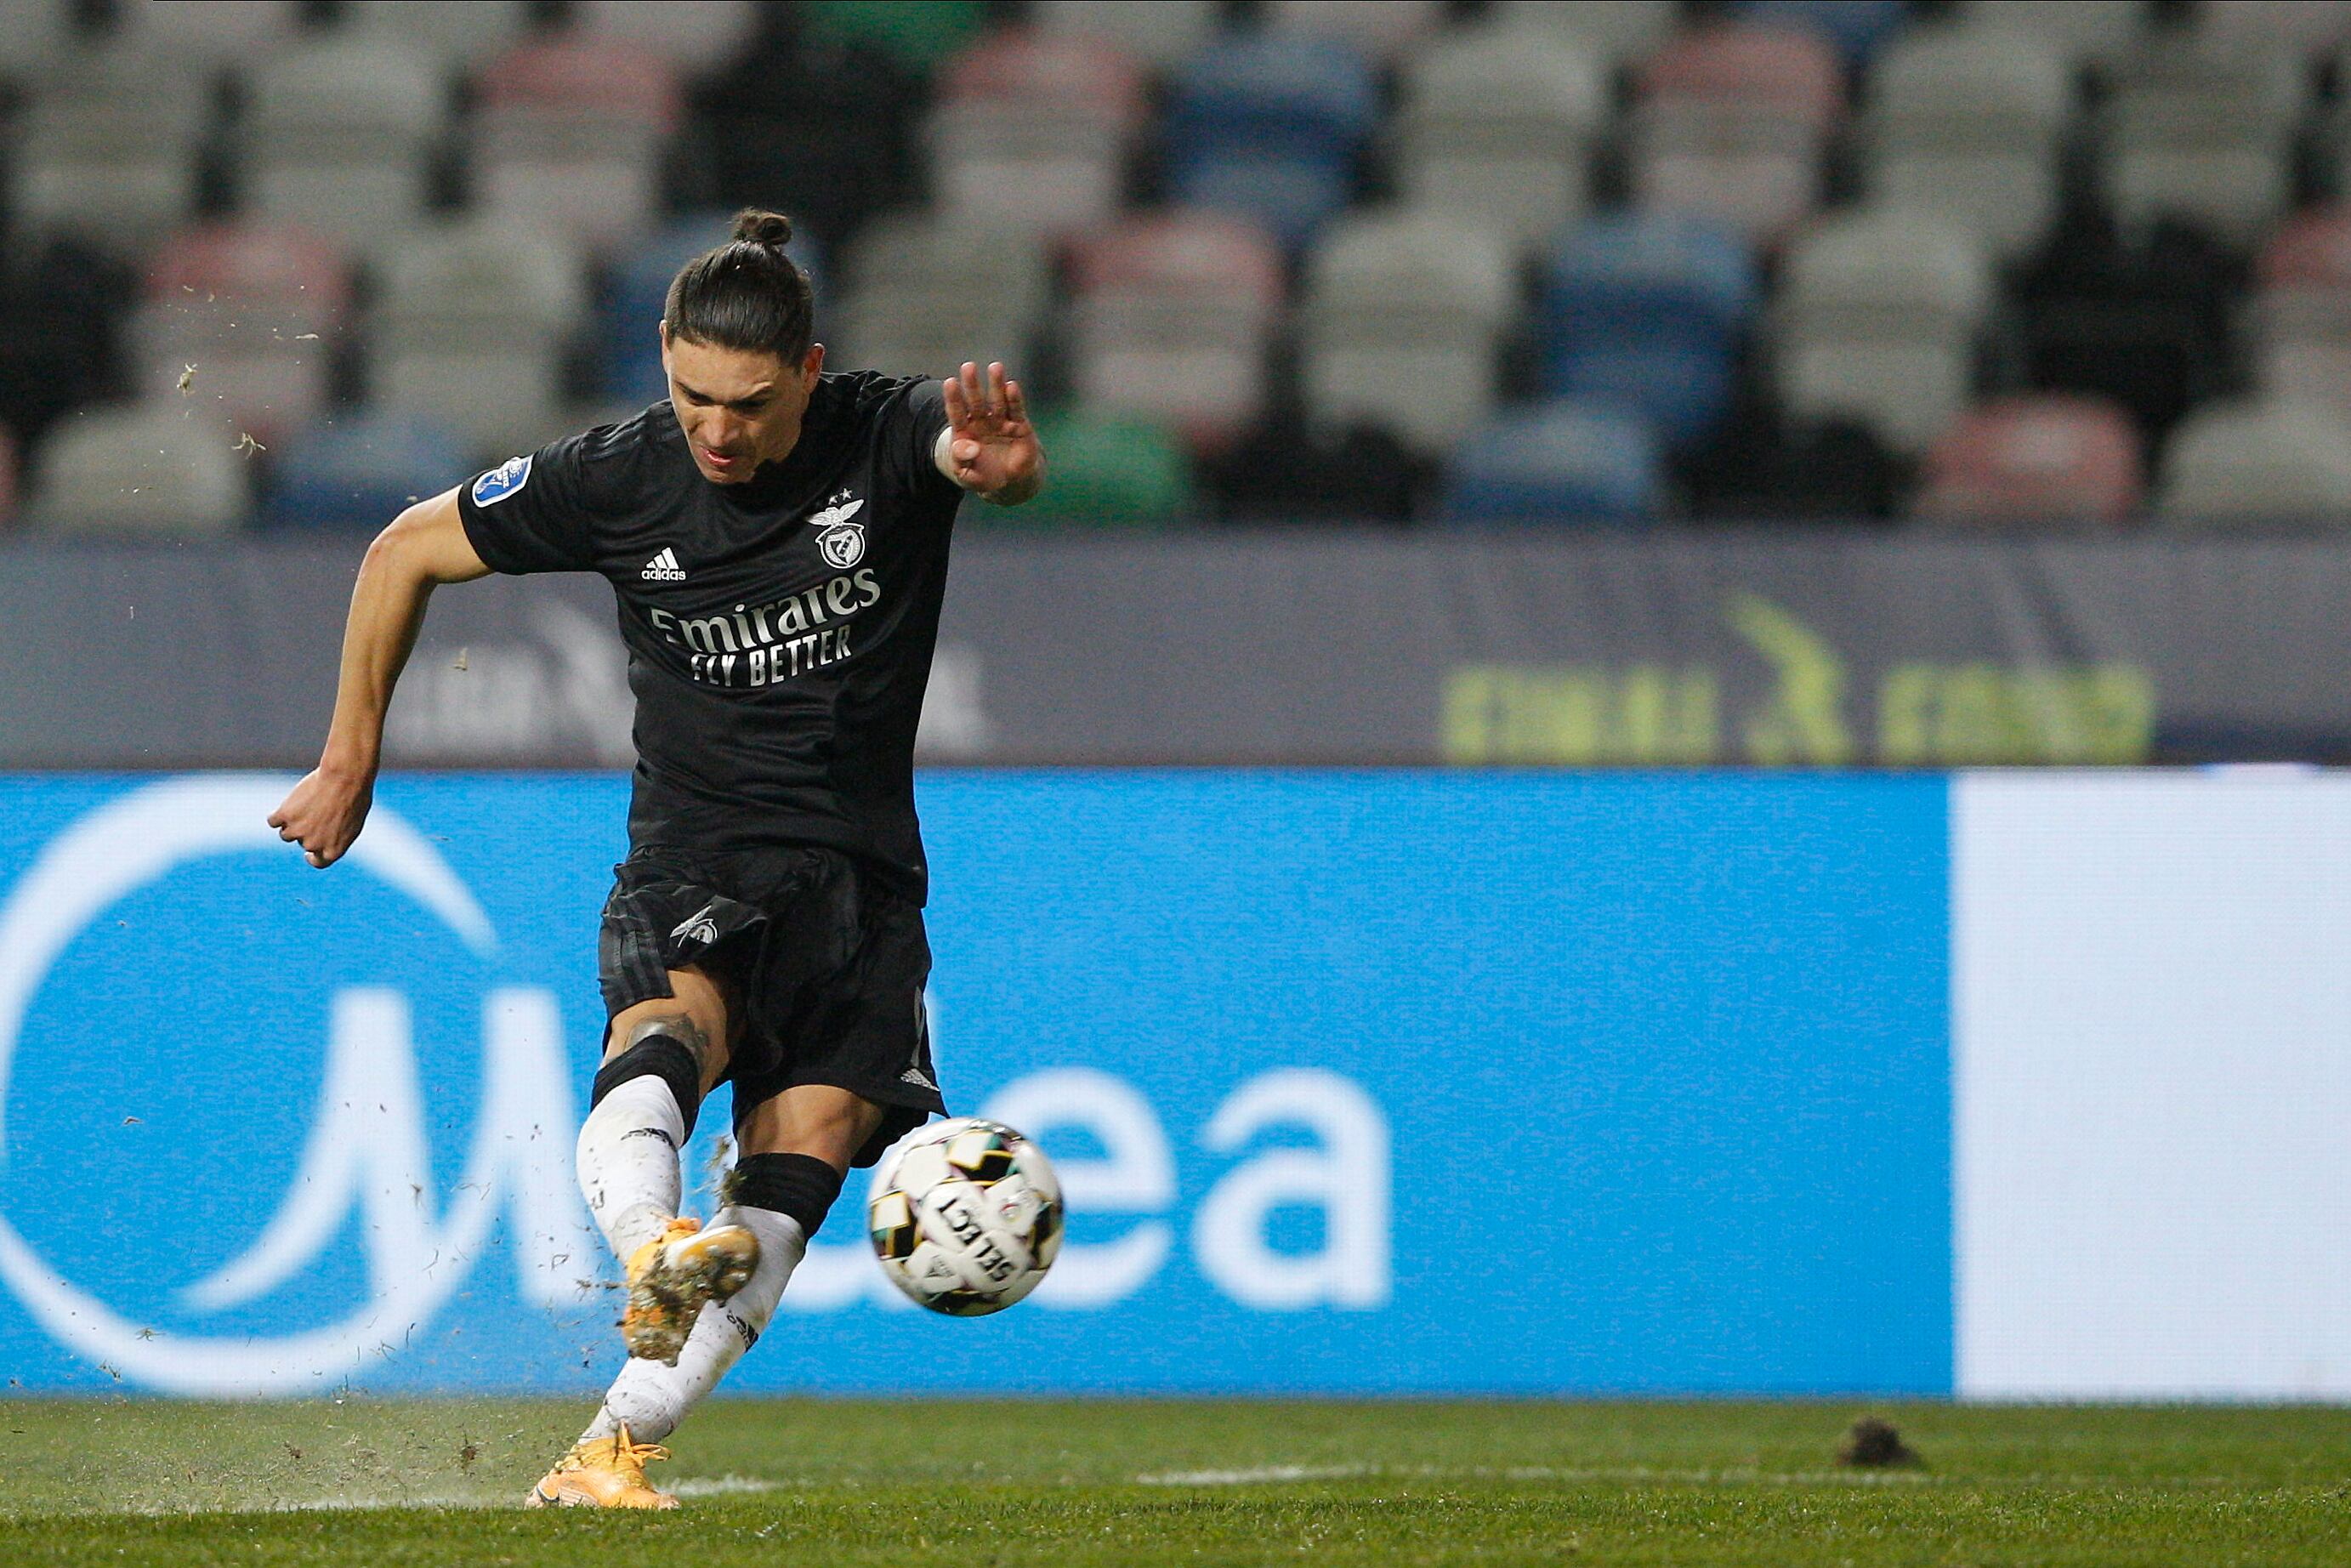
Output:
[
  {"xmin": 471, "ymin": 454, "xmax": 532, "ymax": 507},
  {"xmin": 812, "ymin": 491, "xmax": 866, "ymax": 568}
]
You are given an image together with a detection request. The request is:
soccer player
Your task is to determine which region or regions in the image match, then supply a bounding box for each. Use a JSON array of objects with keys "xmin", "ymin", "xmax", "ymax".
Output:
[{"xmin": 267, "ymin": 210, "xmax": 1043, "ymax": 1508}]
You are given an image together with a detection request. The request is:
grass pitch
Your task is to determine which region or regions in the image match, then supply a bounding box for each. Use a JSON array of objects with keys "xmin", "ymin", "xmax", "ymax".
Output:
[{"xmin": 1, "ymin": 1397, "xmax": 2346, "ymax": 1565}]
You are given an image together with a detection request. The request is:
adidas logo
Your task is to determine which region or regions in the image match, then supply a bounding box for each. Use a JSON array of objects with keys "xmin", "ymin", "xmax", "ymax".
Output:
[
  {"xmin": 640, "ymin": 547, "xmax": 686, "ymax": 582},
  {"xmin": 900, "ymin": 1066, "xmax": 936, "ymax": 1091}
]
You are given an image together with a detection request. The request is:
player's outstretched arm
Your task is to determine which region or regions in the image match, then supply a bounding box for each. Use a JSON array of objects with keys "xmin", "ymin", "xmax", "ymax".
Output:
[
  {"xmin": 268, "ymin": 487, "xmax": 491, "ymax": 868},
  {"xmin": 936, "ymin": 361, "xmax": 1045, "ymax": 506}
]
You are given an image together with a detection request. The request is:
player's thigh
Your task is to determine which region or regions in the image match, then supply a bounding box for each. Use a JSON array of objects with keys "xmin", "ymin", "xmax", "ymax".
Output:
[
  {"xmin": 603, "ymin": 963, "xmax": 736, "ymax": 1094},
  {"xmin": 735, "ymin": 1083, "xmax": 889, "ymax": 1173}
]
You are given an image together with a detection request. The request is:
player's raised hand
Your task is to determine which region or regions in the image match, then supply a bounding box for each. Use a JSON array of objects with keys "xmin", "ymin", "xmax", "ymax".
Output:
[
  {"xmin": 940, "ymin": 361, "xmax": 1044, "ymax": 504},
  {"xmin": 268, "ymin": 765, "xmax": 375, "ymax": 869}
]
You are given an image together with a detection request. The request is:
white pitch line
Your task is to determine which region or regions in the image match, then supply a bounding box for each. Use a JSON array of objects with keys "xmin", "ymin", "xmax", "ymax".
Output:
[{"xmin": 1135, "ymin": 1463, "xmax": 1942, "ymax": 1489}]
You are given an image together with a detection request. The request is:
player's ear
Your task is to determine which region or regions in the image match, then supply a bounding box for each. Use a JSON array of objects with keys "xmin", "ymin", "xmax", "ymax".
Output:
[{"xmin": 803, "ymin": 343, "xmax": 825, "ymax": 382}]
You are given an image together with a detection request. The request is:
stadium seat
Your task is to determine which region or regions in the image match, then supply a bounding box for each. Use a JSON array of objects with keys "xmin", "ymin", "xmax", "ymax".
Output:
[
  {"xmin": 1487, "ymin": 1, "xmax": 1682, "ymax": 75},
  {"xmin": 1911, "ymin": 395, "xmax": 2143, "ymax": 531},
  {"xmin": 924, "ymin": 31, "xmax": 1147, "ymax": 236},
  {"xmin": 110, "ymin": 0, "xmax": 303, "ymax": 65},
  {"xmin": 1774, "ymin": 208, "xmax": 1994, "ymax": 452},
  {"xmin": 600, "ymin": 212, "xmax": 827, "ymax": 406},
  {"xmin": 28, "ymin": 401, "xmax": 249, "ymax": 536},
  {"xmin": 474, "ymin": 38, "xmax": 683, "ymax": 257},
  {"xmin": 1862, "ymin": 26, "xmax": 2073, "ymax": 262},
  {"xmin": 1067, "ymin": 212, "xmax": 1285, "ymax": 453},
  {"xmin": 2253, "ymin": 207, "xmax": 2351, "ymax": 428},
  {"xmin": 1264, "ymin": 0, "xmax": 1445, "ymax": 64},
  {"xmin": 241, "ymin": 37, "xmax": 445, "ymax": 258},
  {"xmin": 129, "ymin": 223, "xmax": 349, "ymax": 445},
  {"xmin": 1441, "ymin": 401, "xmax": 1662, "ymax": 526},
  {"xmin": 372, "ymin": 219, "xmax": 585, "ymax": 461},
  {"xmin": 1394, "ymin": 27, "xmax": 1608, "ymax": 249},
  {"xmin": 1207, "ymin": 413, "xmax": 1429, "ymax": 522},
  {"xmin": 687, "ymin": 28, "xmax": 918, "ymax": 248},
  {"xmin": 1630, "ymin": 22, "xmax": 1844, "ymax": 246},
  {"xmin": 834, "ymin": 213, "xmax": 1046, "ymax": 384},
  {"xmin": 342, "ymin": 0, "xmax": 534, "ymax": 66},
  {"xmin": 1003, "ymin": 412, "xmax": 1193, "ymax": 527},
  {"xmin": 264, "ymin": 410, "xmax": 468, "ymax": 531},
  {"xmin": 1031, "ymin": 0, "xmax": 1222, "ymax": 72},
  {"xmin": 1162, "ymin": 33, "xmax": 1379, "ymax": 252},
  {"xmin": 802, "ymin": 0, "xmax": 987, "ymax": 74},
  {"xmin": 2157, "ymin": 398, "xmax": 2351, "ymax": 529},
  {"xmin": 11, "ymin": 53, "xmax": 212, "ymax": 258},
  {"xmin": 1536, "ymin": 211, "xmax": 1759, "ymax": 446},
  {"xmin": 0, "ymin": 0, "xmax": 80, "ymax": 81},
  {"xmin": 2013, "ymin": 211, "xmax": 2242, "ymax": 444},
  {"xmin": 572, "ymin": 0, "xmax": 758, "ymax": 74},
  {"xmin": 1300, "ymin": 210, "xmax": 1515, "ymax": 454},
  {"xmin": 1951, "ymin": 0, "xmax": 2149, "ymax": 72},
  {"xmin": 2201, "ymin": 0, "xmax": 2351, "ymax": 57},
  {"xmin": 1735, "ymin": 0, "xmax": 1909, "ymax": 67},
  {"xmin": 2100, "ymin": 33, "xmax": 2305, "ymax": 245}
]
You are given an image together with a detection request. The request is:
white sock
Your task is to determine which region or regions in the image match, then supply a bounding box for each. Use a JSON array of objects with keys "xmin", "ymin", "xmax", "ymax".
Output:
[
  {"xmin": 581, "ymin": 1206, "xmax": 809, "ymax": 1444},
  {"xmin": 576, "ymin": 1076, "xmax": 687, "ymax": 1262}
]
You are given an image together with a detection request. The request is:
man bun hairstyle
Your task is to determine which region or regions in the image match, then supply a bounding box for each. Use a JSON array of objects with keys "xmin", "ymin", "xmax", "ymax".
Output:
[{"xmin": 663, "ymin": 207, "xmax": 815, "ymax": 361}]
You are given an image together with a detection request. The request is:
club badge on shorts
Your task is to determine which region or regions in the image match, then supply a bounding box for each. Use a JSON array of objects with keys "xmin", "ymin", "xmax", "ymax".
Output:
[{"xmin": 812, "ymin": 491, "xmax": 866, "ymax": 568}]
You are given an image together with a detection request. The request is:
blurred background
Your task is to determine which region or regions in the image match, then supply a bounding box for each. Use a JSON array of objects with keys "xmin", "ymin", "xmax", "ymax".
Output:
[{"xmin": 0, "ymin": 1, "xmax": 2345, "ymax": 1410}]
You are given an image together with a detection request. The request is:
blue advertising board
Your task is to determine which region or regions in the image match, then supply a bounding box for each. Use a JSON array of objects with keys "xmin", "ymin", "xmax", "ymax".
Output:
[{"xmin": 0, "ymin": 772, "xmax": 1950, "ymax": 1398}]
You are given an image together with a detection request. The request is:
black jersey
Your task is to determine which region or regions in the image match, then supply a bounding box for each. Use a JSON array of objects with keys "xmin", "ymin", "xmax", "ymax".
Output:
[{"xmin": 457, "ymin": 372, "xmax": 961, "ymax": 900}]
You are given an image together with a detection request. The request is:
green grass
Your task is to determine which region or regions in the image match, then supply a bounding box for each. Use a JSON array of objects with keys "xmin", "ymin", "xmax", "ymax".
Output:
[{"xmin": 2, "ymin": 1398, "xmax": 2348, "ymax": 1565}]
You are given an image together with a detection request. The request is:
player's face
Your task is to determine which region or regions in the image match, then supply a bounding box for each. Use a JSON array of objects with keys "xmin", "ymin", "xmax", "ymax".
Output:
[{"xmin": 661, "ymin": 330, "xmax": 826, "ymax": 485}]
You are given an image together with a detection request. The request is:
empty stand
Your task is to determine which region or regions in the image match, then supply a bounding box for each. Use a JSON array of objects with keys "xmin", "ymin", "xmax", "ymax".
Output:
[
  {"xmin": 1631, "ymin": 22, "xmax": 1844, "ymax": 245},
  {"xmin": 1735, "ymin": 0, "xmax": 1909, "ymax": 67},
  {"xmin": 803, "ymin": 0, "xmax": 988, "ymax": 74},
  {"xmin": 572, "ymin": 0, "xmax": 758, "ymax": 73},
  {"xmin": 2255, "ymin": 206, "xmax": 2351, "ymax": 427},
  {"xmin": 1775, "ymin": 208, "xmax": 1994, "ymax": 452},
  {"xmin": 1395, "ymin": 27, "xmax": 1607, "ymax": 249},
  {"xmin": 834, "ymin": 213, "xmax": 1047, "ymax": 383},
  {"xmin": 1009, "ymin": 412, "xmax": 1193, "ymax": 527},
  {"xmin": 342, "ymin": 0, "xmax": 535, "ymax": 66},
  {"xmin": 1538, "ymin": 212, "xmax": 1758, "ymax": 446},
  {"xmin": 925, "ymin": 31, "xmax": 1148, "ymax": 236},
  {"xmin": 1913, "ymin": 395, "xmax": 2142, "ymax": 531},
  {"xmin": 265, "ymin": 410, "xmax": 468, "ymax": 531},
  {"xmin": 1489, "ymin": 1, "xmax": 1681, "ymax": 75},
  {"xmin": 1031, "ymin": 0, "xmax": 1222, "ymax": 71},
  {"xmin": 241, "ymin": 37, "xmax": 445, "ymax": 257},
  {"xmin": 2100, "ymin": 33, "xmax": 2305, "ymax": 246},
  {"xmin": 372, "ymin": 220, "xmax": 585, "ymax": 461},
  {"xmin": 1300, "ymin": 210, "xmax": 1514, "ymax": 455},
  {"xmin": 1163, "ymin": 33, "xmax": 1378, "ymax": 252},
  {"xmin": 12, "ymin": 53, "xmax": 212, "ymax": 258},
  {"xmin": 1443, "ymin": 402, "xmax": 1661, "ymax": 525},
  {"xmin": 1067, "ymin": 212, "xmax": 1284, "ymax": 452},
  {"xmin": 474, "ymin": 38, "xmax": 682, "ymax": 256},
  {"xmin": 1864, "ymin": 26, "xmax": 2073, "ymax": 262},
  {"xmin": 1955, "ymin": 0, "xmax": 2149, "ymax": 72},
  {"xmin": 111, "ymin": 0, "xmax": 303, "ymax": 65},
  {"xmin": 130, "ymin": 223, "xmax": 349, "ymax": 444},
  {"xmin": 1264, "ymin": 0, "xmax": 1445, "ymax": 64},
  {"xmin": 0, "ymin": 0, "xmax": 80, "ymax": 80},
  {"xmin": 2159, "ymin": 398, "xmax": 2351, "ymax": 529},
  {"xmin": 29, "ymin": 402, "xmax": 249, "ymax": 537}
]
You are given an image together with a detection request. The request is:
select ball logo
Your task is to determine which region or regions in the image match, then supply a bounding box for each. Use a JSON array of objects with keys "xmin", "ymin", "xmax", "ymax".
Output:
[
  {"xmin": 869, "ymin": 1118, "xmax": 1062, "ymax": 1316},
  {"xmin": 812, "ymin": 492, "xmax": 866, "ymax": 568}
]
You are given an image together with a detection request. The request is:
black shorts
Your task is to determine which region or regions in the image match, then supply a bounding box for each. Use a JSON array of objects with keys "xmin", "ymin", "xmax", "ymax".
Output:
[{"xmin": 596, "ymin": 844, "xmax": 945, "ymax": 1167}]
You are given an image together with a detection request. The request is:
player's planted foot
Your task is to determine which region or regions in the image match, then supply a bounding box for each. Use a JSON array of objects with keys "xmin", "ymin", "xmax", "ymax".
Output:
[
  {"xmin": 526, "ymin": 1424, "xmax": 679, "ymax": 1509},
  {"xmin": 622, "ymin": 1216, "xmax": 759, "ymax": 1364}
]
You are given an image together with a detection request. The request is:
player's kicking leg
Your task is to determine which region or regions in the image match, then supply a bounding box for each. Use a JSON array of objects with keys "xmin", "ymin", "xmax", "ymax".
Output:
[
  {"xmin": 533, "ymin": 1067, "xmax": 885, "ymax": 1508},
  {"xmin": 533, "ymin": 966, "xmax": 761, "ymax": 1509}
]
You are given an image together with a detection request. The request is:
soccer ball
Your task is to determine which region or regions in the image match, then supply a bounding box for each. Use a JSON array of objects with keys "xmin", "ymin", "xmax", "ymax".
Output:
[{"xmin": 866, "ymin": 1117, "xmax": 1062, "ymax": 1315}]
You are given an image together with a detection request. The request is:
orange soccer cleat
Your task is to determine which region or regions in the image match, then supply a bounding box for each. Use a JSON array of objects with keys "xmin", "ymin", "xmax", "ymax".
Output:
[
  {"xmin": 620, "ymin": 1216, "xmax": 759, "ymax": 1364},
  {"xmin": 526, "ymin": 1424, "xmax": 679, "ymax": 1509}
]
